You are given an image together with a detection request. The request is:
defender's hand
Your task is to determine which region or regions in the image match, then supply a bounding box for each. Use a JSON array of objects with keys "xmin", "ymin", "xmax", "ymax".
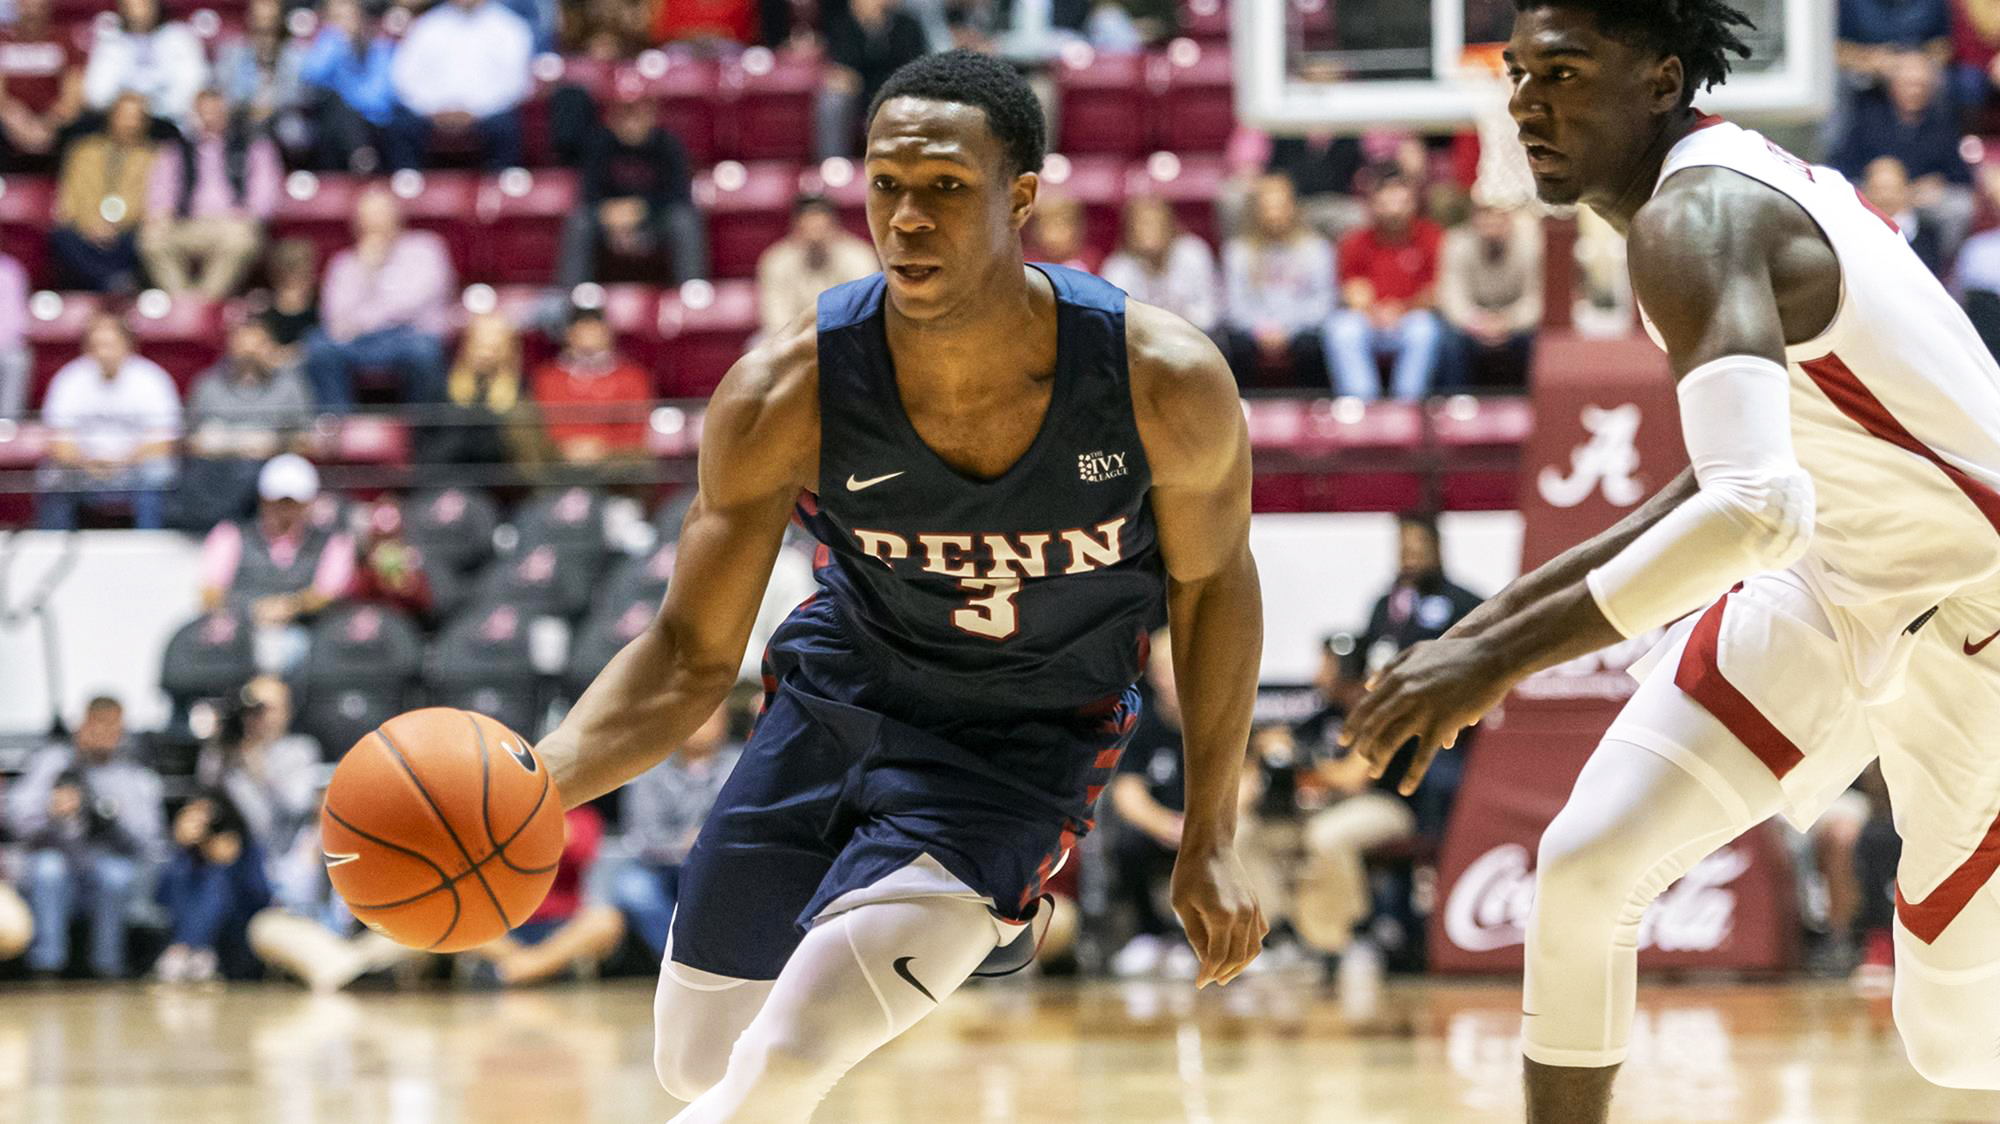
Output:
[
  {"xmin": 1339, "ymin": 637, "xmax": 1512, "ymax": 795},
  {"xmin": 1170, "ymin": 841, "xmax": 1268, "ymax": 988}
]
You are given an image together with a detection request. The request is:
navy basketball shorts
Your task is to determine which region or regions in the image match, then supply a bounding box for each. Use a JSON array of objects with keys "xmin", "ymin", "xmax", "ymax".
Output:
[{"xmin": 667, "ymin": 678, "xmax": 1140, "ymax": 981}]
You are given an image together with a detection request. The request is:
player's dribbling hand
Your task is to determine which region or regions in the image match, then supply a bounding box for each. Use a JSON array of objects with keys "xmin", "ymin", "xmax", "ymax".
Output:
[
  {"xmin": 1169, "ymin": 842, "xmax": 1268, "ymax": 988},
  {"xmin": 1338, "ymin": 637, "xmax": 1513, "ymax": 795}
]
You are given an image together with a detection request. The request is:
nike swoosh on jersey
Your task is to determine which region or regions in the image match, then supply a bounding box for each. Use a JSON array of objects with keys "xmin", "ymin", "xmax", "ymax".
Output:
[
  {"xmin": 323, "ymin": 851, "xmax": 361, "ymax": 868},
  {"xmin": 891, "ymin": 955, "xmax": 936, "ymax": 1002},
  {"xmin": 1966, "ymin": 628, "xmax": 2000, "ymax": 656},
  {"xmin": 846, "ymin": 471, "xmax": 906, "ymax": 492}
]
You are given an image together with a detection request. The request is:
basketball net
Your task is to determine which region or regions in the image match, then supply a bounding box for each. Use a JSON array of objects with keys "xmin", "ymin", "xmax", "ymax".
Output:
[{"xmin": 1457, "ymin": 43, "xmax": 1540, "ymax": 211}]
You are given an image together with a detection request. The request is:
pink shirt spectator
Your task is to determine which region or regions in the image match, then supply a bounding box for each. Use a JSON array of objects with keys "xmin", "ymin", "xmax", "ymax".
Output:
[
  {"xmin": 143, "ymin": 133, "xmax": 282, "ymax": 222},
  {"xmin": 319, "ymin": 231, "xmax": 457, "ymax": 342},
  {"xmin": 199, "ymin": 519, "xmax": 356, "ymax": 600}
]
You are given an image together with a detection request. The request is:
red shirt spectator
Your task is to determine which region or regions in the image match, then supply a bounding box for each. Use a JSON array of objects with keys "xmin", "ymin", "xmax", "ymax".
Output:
[
  {"xmin": 1338, "ymin": 211, "xmax": 1443, "ymax": 305},
  {"xmin": 528, "ymin": 805, "xmax": 604, "ymax": 923},
  {"xmin": 0, "ymin": 0, "xmax": 85, "ymax": 157},
  {"xmin": 651, "ymin": 0, "xmax": 755, "ymax": 44},
  {"xmin": 531, "ymin": 307, "xmax": 652, "ymax": 460}
]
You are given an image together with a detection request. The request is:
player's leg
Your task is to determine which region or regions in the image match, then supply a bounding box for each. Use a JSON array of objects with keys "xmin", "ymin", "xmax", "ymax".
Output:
[
  {"xmin": 1523, "ymin": 573, "xmax": 1869, "ymax": 1123},
  {"xmin": 667, "ymin": 891, "xmax": 1005, "ymax": 1123}
]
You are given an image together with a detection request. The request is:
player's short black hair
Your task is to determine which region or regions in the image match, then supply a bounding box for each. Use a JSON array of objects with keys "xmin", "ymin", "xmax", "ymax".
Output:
[
  {"xmin": 1515, "ymin": 0, "xmax": 1755, "ymax": 106},
  {"xmin": 866, "ymin": 49, "xmax": 1046, "ymax": 176}
]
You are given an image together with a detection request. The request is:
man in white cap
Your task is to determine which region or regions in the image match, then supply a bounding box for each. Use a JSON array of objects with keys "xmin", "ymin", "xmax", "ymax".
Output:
[{"xmin": 197, "ymin": 454, "xmax": 355, "ymax": 646}]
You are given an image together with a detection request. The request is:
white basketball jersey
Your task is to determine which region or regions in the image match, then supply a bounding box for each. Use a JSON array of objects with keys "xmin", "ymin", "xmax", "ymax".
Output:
[{"xmin": 1637, "ymin": 118, "xmax": 2000, "ymax": 691}]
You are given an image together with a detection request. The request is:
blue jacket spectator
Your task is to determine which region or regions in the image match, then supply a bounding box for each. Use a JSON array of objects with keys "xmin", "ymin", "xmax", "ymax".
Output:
[{"xmin": 298, "ymin": 0, "xmax": 397, "ymax": 171}]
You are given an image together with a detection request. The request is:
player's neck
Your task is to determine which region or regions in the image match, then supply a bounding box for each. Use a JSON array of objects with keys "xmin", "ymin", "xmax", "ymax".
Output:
[
  {"xmin": 884, "ymin": 259, "xmax": 1050, "ymax": 377},
  {"xmin": 1593, "ymin": 108, "xmax": 1704, "ymax": 235}
]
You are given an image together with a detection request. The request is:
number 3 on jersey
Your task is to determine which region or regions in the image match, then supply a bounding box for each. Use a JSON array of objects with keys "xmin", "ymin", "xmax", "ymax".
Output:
[{"xmin": 953, "ymin": 578, "xmax": 1022, "ymax": 639}]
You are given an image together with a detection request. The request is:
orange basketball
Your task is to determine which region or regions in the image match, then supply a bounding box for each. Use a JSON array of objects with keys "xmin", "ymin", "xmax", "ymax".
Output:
[{"xmin": 321, "ymin": 708, "xmax": 566, "ymax": 952}]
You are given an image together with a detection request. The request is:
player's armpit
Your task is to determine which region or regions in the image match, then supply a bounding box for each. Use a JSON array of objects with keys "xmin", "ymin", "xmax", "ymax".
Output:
[
  {"xmin": 537, "ymin": 316, "xmax": 821, "ymax": 807},
  {"xmin": 1626, "ymin": 168, "xmax": 1803, "ymax": 376}
]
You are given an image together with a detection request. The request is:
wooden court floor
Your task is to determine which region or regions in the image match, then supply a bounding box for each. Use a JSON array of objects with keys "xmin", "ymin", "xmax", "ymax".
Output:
[{"xmin": 2, "ymin": 975, "xmax": 1997, "ymax": 1124}]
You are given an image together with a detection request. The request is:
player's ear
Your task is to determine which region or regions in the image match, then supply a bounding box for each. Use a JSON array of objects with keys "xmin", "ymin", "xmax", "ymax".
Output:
[
  {"xmin": 1010, "ymin": 171, "xmax": 1039, "ymax": 232},
  {"xmin": 1652, "ymin": 54, "xmax": 1686, "ymax": 115}
]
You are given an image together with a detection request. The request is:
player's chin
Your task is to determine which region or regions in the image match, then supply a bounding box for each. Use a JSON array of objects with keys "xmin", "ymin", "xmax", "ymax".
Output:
[
  {"xmin": 884, "ymin": 267, "xmax": 952, "ymax": 314},
  {"xmin": 1532, "ymin": 175, "xmax": 1583, "ymax": 206}
]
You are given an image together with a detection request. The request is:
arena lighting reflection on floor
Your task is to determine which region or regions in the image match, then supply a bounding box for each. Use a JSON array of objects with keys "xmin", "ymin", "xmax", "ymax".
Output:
[{"xmin": 0, "ymin": 977, "xmax": 1992, "ymax": 1123}]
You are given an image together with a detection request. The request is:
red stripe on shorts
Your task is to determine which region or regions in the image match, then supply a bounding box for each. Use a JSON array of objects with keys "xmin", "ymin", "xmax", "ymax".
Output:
[
  {"xmin": 1799, "ymin": 353, "xmax": 2000, "ymax": 533},
  {"xmin": 1673, "ymin": 588, "xmax": 1807, "ymax": 779},
  {"xmin": 1895, "ymin": 813, "xmax": 2000, "ymax": 943}
]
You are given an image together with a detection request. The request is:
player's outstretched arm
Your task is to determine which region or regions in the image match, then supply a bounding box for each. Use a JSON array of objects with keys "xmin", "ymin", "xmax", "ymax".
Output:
[
  {"xmin": 537, "ymin": 317, "xmax": 820, "ymax": 807},
  {"xmin": 1129, "ymin": 301, "xmax": 1270, "ymax": 988},
  {"xmin": 1345, "ymin": 169, "xmax": 1816, "ymax": 789}
]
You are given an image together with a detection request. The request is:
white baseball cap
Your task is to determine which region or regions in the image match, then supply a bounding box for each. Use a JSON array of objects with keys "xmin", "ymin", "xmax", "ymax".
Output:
[{"xmin": 258, "ymin": 453, "xmax": 320, "ymax": 503}]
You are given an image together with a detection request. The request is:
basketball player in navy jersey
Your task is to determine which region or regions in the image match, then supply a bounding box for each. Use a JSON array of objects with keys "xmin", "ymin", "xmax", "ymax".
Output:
[{"xmin": 534, "ymin": 50, "xmax": 1267, "ymax": 1119}]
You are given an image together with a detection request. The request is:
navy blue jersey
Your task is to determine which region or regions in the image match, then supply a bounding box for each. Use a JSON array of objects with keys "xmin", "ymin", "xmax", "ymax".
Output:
[{"xmin": 770, "ymin": 264, "xmax": 1168, "ymax": 726}]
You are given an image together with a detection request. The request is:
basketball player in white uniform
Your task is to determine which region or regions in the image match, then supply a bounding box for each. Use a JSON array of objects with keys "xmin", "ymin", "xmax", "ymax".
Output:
[{"xmin": 1342, "ymin": 2, "xmax": 2000, "ymax": 1120}]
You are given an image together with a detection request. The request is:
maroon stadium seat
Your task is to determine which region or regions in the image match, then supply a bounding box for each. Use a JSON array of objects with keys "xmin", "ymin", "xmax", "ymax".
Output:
[
  {"xmin": 1054, "ymin": 46, "xmax": 1151, "ymax": 156},
  {"xmin": 1124, "ymin": 151, "xmax": 1226, "ymax": 245},
  {"xmin": 1155, "ymin": 39, "xmax": 1234, "ymax": 153},
  {"xmin": 325, "ymin": 413, "xmax": 412, "ymax": 471},
  {"xmin": 392, "ymin": 170, "xmax": 480, "ymax": 280},
  {"xmin": 795, "ymin": 158, "xmax": 871, "ymax": 242},
  {"xmin": 1178, "ymin": 0, "xmax": 1229, "ymax": 44},
  {"xmin": 1039, "ymin": 153, "xmax": 1128, "ymax": 253},
  {"xmin": 475, "ymin": 168, "xmax": 578, "ymax": 284},
  {"xmin": 0, "ymin": 175, "xmax": 56, "ymax": 287},
  {"xmin": 726, "ymin": 48, "xmax": 820, "ymax": 162},
  {"xmin": 0, "ymin": 420, "xmax": 48, "ymax": 526},
  {"xmin": 1429, "ymin": 394, "xmax": 1533, "ymax": 510},
  {"xmin": 270, "ymin": 171, "xmax": 364, "ymax": 274},
  {"xmin": 593, "ymin": 283, "xmax": 667, "ymax": 374},
  {"xmin": 650, "ymin": 54, "xmax": 724, "ymax": 167},
  {"xmin": 696, "ymin": 160, "xmax": 799, "ymax": 279},
  {"xmin": 656, "ymin": 279, "xmax": 756, "ymax": 397},
  {"xmin": 128, "ymin": 294, "xmax": 225, "ymax": 393},
  {"xmin": 24, "ymin": 291, "xmax": 100, "ymax": 406}
]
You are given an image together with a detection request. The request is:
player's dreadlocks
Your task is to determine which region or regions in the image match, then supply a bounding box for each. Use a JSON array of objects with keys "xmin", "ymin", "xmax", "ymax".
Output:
[{"xmin": 1516, "ymin": 0, "xmax": 1756, "ymax": 105}]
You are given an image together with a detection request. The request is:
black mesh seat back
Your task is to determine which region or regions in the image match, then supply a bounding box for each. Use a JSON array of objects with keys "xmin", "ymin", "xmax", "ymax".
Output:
[
  {"xmin": 425, "ymin": 600, "xmax": 543, "ymax": 736},
  {"xmin": 597, "ymin": 541, "xmax": 675, "ymax": 614},
  {"xmin": 567, "ymin": 593, "xmax": 659, "ymax": 693},
  {"xmin": 652, "ymin": 486, "xmax": 697, "ymax": 543},
  {"xmin": 305, "ymin": 603, "xmax": 425, "ymax": 689},
  {"xmin": 473, "ymin": 542, "xmax": 603, "ymax": 620},
  {"xmin": 400, "ymin": 487, "xmax": 500, "ymax": 574},
  {"xmin": 513, "ymin": 484, "xmax": 612, "ymax": 559},
  {"xmin": 160, "ymin": 611, "xmax": 257, "ymax": 702},
  {"xmin": 300, "ymin": 685, "xmax": 408, "ymax": 760}
]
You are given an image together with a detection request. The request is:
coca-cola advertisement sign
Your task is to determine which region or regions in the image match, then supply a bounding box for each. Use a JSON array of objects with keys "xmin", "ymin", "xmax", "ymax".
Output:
[{"xmin": 1428, "ymin": 333, "xmax": 1797, "ymax": 974}]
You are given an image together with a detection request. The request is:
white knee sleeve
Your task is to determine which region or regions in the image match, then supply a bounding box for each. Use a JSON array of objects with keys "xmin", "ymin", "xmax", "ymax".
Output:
[
  {"xmin": 1893, "ymin": 921, "xmax": 2000, "ymax": 1089},
  {"xmin": 1523, "ymin": 737, "xmax": 1773, "ymax": 1068},
  {"xmin": 654, "ymin": 938, "xmax": 776, "ymax": 1103}
]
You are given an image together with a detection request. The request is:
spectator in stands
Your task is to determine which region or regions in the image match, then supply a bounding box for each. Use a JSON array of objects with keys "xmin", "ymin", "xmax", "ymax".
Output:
[
  {"xmin": 49, "ymin": 91, "xmax": 157, "ymax": 293},
  {"xmin": 650, "ymin": 0, "xmax": 755, "ymax": 45},
  {"xmin": 1099, "ymin": 195, "xmax": 1219, "ymax": 334},
  {"xmin": 1851, "ymin": 769, "xmax": 1902, "ymax": 995},
  {"xmin": 1838, "ymin": 0, "xmax": 1952, "ymax": 86},
  {"xmin": 1107, "ymin": 636, "xmax": 1197, "ymax": 978},
  {"xmin": 0, "ymin": 0, "xmax": 86, "ymax": 168},
  {"xmin": 1832, "ymin": 51, "xmax": 1975, "ymax": 258},
  {"xmin": 1862, "ymin": 155, "xmax": 1947, "ymax": 275},
  {"xmin": 533, "ymin": 305, "xmax": 653, "ymax": 466},
  {"xmin": 177, "ymin": 318, "xmax": 316, "ymax": 532},
  {"xmin": 6, "ymin": 695, "xmax": 165, "ymax": 979},
  {"xmin": 1326, "ymin": 175, "xmax": 1444, "ymax": 401},
  {"xmin": 37, "ymin": 312, "xmax": 180, "ymax": 530},
  {"xmin": 815, "ymin": 0, "xmax": 931, "ymax": 159},
  {"xmin": 155, "ymin": 675, "xmax": 318, "ymax": 982},
  {"xmin": 469, "ymin": 805, "xmax": 626, "ymax": 985},
  {"xmin": 139, "ymin": 88, "xmax": 282, "ymax": 299},
  {"xmin": 1955, "ymin": 169, "xmax": 2000, "ymax": 357},
  {"xmin": 1219, "ymin": 173, "xmax": 1336, "ymax": 387},
  {"xmin": 258, "ymin": 237, "xmax": 321, "ymax": 366},
  {"xmin": 1436, "ymin": 200, "xmax": 1541, "ymax": 390},
  {"xmin": 1023, "ymin": 193, "xmax": 1099, "ymax": 272},
  {"xmin": 298, "ymin": 0, "xmax": 396, "ymax": 174},
  {"xmin": 0, "ymin": 251, "xmax": 27, "ymax": 418},
  {"xmin": 607, "ymin": 698, "xmax": 741, "ymax": 958},
  {"xmin": 423, "ymin": 312, "xmax": 546, "ymax": 473},
  {"xmin": 213, "ymin": 0, "xmax": 310, "ymax": 159},
  {"xmin": 385, "ymin": 0, "xmax": 532, "ymax": 171},
  {"xmin": 82, "ymin": 0, "xmax": 207, "ymax": 125},
  {"xmin": 755, "ymin": 193, "xmax": 878, "ymax": 336},
  {"xmin": 556, "ymin": 82, "xmax": 704, "ymax": 287},
  {"xmin": 303, "ymin": 185, "xmax": 453, "ymax": 411},
  {"xmin": 346, "ymin": 500, "xmax": 440, "ymax": 619},
  {"xmin": 199, "ymin": 454, "xmax": 355, "ymax": 645},
  {"xmin": 561, "ymin": 0, "xmax": 652, "ymax": 57},
  {"xmin": 0, "ymin": 835, "xmax": 28, "ymax": 963},
  {"xmin": 1954, "ymin": 0, "xmax": 2000, "ymax": 110}
]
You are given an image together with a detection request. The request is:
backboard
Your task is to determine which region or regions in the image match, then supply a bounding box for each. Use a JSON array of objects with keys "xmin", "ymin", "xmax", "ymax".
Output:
[{"xmin": 1234, "ymin": 0, "xmax": 1832, "ymax": 133}]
